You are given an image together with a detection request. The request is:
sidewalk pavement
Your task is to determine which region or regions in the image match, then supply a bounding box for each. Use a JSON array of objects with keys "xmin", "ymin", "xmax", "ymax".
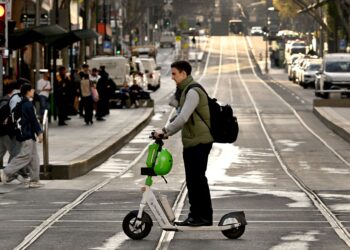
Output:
[{"xmin": 36, "ymin": 107, "xmax": 154, "ymax": 179}]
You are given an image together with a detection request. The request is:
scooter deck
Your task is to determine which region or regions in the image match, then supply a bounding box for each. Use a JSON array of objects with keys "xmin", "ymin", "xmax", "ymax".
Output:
[{"xmin": 163, "ymin": 224, "xmax": 237, "ymax": 232}]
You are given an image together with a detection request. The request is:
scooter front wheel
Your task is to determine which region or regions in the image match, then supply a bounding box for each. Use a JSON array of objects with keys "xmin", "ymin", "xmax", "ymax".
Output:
[
  {"xmin": 219, "ymin": 212, "xmax": 246, "ymax": 239},
  {"xmin": 122, "ymin": 210, "xmax": 153, "ymax": 240}
]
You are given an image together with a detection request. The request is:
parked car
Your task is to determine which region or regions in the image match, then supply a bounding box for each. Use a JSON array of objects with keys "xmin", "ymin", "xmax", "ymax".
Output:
[
  {"xmin": 285, "ymin": 40, "xmax": 306, "ymax": 66},
  {"xmin": 160, "ymin": 31, "xmax": 176, "ymax": 48},
  {"xmin": 294, "ymin": 56, "xmax": 319, "ymax": 84},
  {"xmin": 140, "ymin": 58, "xmax": 161, "ymax": 90},
  {"xmin": 250, "ymin": 26, "xmax": 263, "ymax": 36},
  {"xmin": 299, "ymin": 59, "xmax": 321, "ymax": 88},
  {"xmin": 287, "ymin": 53, "xmax": 303, "ymax": 80},
  {"xmin": 315, "ymin": 53, "xmax": 350, "ymax": 98},
  {"xmin": 87, "ymin": 56, "xmax": 130, "ymax": 88},
  {"xmin": 288, "ymin": 55, "xmax": 304, "ymax": 82}
]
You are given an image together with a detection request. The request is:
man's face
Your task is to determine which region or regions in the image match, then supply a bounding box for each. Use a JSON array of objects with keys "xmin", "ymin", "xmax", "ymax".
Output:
[
  {"xmin": 171, "ymin": 68, "xmax": 187, "ymax": 85},
  {"xmin": 83, "ymin": 67, "xmax": 89, "ymax": 73},
  {"xmin": 28, "ymin": 89, "xmax": 35, "ymax": 98}
]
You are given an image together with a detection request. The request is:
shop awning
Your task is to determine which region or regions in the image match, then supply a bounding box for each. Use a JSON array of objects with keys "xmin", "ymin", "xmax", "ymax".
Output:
[
  {"xmin": 9, "ymin": 25, "xmax": 98, "ymax": 50},
  {"xmin": 9, "ymin": 24, "xmax": 67, "ymax": 50},
  {"xmin": 48, "ymin": 29, "xmax": 98, "ymax": 50}
]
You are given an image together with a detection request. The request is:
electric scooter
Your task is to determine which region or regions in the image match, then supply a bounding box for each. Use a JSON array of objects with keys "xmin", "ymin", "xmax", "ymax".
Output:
[{"xmin": 122, "ymin": 132, "xmax": 247, "ymax": 240}]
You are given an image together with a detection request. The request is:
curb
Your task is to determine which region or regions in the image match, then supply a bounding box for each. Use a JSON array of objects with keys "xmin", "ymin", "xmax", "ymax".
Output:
[
  {"xmin": 47, "ymin": 108, "xmax": 154, "ymax": 179},
  {"xmin": 313, "ymin": 107, "xmax": 350, "ymax": 144}
]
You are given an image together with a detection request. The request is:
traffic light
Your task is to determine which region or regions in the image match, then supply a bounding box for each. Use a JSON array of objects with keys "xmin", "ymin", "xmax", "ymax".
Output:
[
  {"xmin": 164, "ymin": 19, "xmax": 170, "ymax": 28},
  {"xmin": 0, "ymin": 3, "xmax": 5, "ymax": 47},
  {"xmin": 116, "ymin": 43, "xmax": 122, "ymax": 55}
]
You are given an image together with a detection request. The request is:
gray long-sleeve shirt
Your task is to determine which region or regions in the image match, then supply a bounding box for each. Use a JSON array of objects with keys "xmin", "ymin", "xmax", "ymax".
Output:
[{"xmin": 165, "ymin": 89, "xmax": 199, "ymax": 136}]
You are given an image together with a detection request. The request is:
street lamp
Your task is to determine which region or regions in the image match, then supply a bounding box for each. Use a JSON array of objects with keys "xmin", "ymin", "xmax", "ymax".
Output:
[{"xmin": 265, "ymin": 6, "xmax": 275, "ymax": 74}]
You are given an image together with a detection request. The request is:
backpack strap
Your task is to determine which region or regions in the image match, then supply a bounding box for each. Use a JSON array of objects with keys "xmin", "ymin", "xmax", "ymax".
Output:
[{"xmin": 184, "ymin": 83, "xmax": 211, "ymax": 131}]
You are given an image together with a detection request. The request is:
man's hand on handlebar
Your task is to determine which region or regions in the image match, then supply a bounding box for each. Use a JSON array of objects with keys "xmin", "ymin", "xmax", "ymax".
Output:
[{"xmin": 151, "ymin": 130, "xmax": 169, "ymax": 139}]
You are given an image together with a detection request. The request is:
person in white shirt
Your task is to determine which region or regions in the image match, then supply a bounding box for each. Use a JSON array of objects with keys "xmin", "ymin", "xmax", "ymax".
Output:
[{"xmin": 36, "ymin": 72, "xmax": 51, "ymax": 120}]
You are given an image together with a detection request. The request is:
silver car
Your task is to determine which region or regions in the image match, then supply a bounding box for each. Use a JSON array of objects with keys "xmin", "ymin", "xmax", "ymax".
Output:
[
  {"xmin": 315, "ymin": 53, "xmax": 350, "ymax": 98},
  {"xmin": 299, "ymin": 60, "xmax": 321, "ymax": 88}
]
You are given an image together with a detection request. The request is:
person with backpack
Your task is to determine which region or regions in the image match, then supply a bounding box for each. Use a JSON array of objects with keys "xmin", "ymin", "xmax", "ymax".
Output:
[
  {"xmin": 0, "ymin": 79, "xmax": 31, "ymax": 183},
  {"xmin": 155, "ymin": 60, "xmax": 214, "ymax": 227},
  {"xmin": 0, "ymin": 82, "xmax": 20, "ymax": 170},
  {"xmin": 0, "ymin": 83, "xmax": 44, "ymax": 188}
]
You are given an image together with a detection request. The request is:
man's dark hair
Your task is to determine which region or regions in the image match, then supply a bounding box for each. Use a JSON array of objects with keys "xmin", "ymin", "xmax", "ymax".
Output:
[
  {"xmin": 4, "ymin": 80, "xmax": 16, "ymax": 94},
  {"xmin": 171, "ymin": 61, "xmax": 192, "ymax": 76},
  {"xmin": 16, "ymin": 78, "xmax": 30, "ymax": 89},
  {"xmin": 20, "ymin": 83, "xmax": 33, "ymax": 96},
  {"xmin": 82, "ymin": 64, "xmax": 89, "ymax": 68},
  {"xmin": 58, "ymin": 66, "xmax": 66, "ymax": 72}
]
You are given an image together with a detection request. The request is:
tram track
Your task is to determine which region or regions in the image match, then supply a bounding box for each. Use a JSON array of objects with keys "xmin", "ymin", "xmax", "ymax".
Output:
[
  {"xmin": 10, "ymin": 39, "xmax": 214, "ymax": 250},
  {"xmin": 234, "ymin": 35, "xmax": 350, "ymax": 247},
  {"xmin": 10, "ymin": 34, "xmax": 350, "ymax": 249},
  {"xmin": 157, "ymin": 34, "xmax": 350, "ymax": 249}
]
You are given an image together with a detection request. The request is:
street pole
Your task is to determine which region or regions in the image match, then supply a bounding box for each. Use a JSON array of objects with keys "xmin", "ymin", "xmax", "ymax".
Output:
[
  {"xmin": 265, "ymin": 36, "xmax": 269, "ymax": 74},
  {"xmin": 0, "ymin": 0, "xmax": 9, "ymax": 97},
  {"xmin": 35, "ymin": 0, "xmax": 41, "ymax": 86}
]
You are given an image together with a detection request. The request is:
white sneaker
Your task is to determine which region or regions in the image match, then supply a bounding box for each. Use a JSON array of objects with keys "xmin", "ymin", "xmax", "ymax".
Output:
[
  {"xmin": 0, "ymin": 169, "xmax": 8, "ymax": 184},
  {"xmin": 16, "ymin": 175, "xmax": 30, "ymax": 184},
  {"xmin": 28, "ymin": 181, "xmax": 44, "ymax": 188}
]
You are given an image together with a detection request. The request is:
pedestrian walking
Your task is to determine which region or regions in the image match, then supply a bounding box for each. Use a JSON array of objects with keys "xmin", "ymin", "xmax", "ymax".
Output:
[
  {"xmin": 155, "ymin": 60, "xmax": 214, "ymax": 226},
  {"xmin": 0, "ymin": 82, "xmax": 21, "ymax": 172},
  {"xmin": 1, "ymin": 79, "xmax": 31, "ymax": 181},
  {"xmin": 0, "ymin": 83, "xmax": 44, "ymax": 188}
]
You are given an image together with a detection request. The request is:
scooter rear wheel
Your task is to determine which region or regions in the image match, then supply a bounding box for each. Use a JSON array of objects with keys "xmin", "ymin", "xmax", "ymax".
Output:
[
  {"xmin": 122, "ymin": 210, "xmax": 153, "ymax": 240},
  {"xmin": 219, "ymin": 214, "xmax": 245, "ymax": 239}
]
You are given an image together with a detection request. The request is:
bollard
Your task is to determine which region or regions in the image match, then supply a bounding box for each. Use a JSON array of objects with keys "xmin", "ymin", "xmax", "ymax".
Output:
[{"xmin": 42, "ymin": 109, "xmax": 49, "ymax": 177}]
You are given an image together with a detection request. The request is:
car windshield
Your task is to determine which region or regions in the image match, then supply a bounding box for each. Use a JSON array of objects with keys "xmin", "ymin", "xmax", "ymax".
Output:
[
  {"xmin": 291, "ymin": 47, "xmax": 306, "ymax": 54},
  {"xmin": 326, "ymin": 61, "xmax": 350, "ymax": 72},
  {"xmin": 308, "ymin": 64, "xmax": 320, "ymax": 71}
]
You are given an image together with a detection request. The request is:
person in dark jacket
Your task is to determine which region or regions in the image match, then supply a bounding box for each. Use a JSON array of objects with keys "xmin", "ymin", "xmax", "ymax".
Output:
[
  {"xmin": 55, "ymin": 66, "xmax": 70, "ymax": 126},
  {"xmin": 96, "ymin": 66, "xmax": 115, "ymax": 120},
  {"xmin": 0, "ymin": 83, "xmax": 44, "ymax": 188}
]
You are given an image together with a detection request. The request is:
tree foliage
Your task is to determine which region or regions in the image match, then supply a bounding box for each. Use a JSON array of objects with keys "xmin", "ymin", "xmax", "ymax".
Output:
[{"xmin": 273, "ymin": 0, "xmax": 300, "ymax": 18}]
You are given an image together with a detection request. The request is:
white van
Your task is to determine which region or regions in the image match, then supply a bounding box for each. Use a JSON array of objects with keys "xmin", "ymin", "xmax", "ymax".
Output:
[
  {"xmin": 315, "ymin": 53, "xmax": 350, "ymax": 98},
  {"xmin": 160, "ymin": 31, "xmax": 175, "ymax": 48},
  {"xmin": 87, "ymin": 56, "xmax": 130, "ymax": 88}
]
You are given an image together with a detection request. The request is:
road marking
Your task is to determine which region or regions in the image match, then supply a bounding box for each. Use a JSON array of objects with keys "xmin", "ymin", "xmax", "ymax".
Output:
[{"xmin": 89, "ymin": 232, "xmax": 129, "ymax": 250}]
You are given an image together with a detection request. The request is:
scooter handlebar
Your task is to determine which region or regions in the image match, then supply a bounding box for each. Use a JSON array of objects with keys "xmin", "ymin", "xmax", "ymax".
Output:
[{"xmin": 150, "ymin": 131, "xmax": 167, "ymax": 140}]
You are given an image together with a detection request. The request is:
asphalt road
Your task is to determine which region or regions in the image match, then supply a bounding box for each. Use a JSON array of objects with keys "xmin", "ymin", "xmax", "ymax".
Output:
[{"xmin": 1, "ymin": 36, "xmax": 350, "ymax": 250}]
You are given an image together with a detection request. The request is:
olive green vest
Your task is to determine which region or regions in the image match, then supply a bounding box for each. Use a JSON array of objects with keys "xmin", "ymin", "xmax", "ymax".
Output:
[{"xmin": 178, "ymin": 76, "xmax": 213, "ymax": 148}]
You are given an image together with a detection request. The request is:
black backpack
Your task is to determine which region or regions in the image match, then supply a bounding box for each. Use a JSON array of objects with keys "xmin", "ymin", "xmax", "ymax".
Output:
[
  {"xmin": 0, "ymin": 93, "xmax": 22, "ymax": 137},
  {"xmin": 12, "ymin": 98, "xmax": 25, "ymax": 139},
  {"xmin": 0, "ymin": 98, "xmax": 11, "ymax": 136},
  {"xmin": 185, "ymin": 83, "xmax": 239, "ymax": 143}
]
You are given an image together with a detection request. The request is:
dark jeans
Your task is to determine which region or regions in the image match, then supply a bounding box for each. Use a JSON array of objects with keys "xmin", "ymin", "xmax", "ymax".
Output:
[
  {"xmin": 82, "ymin": 96, "xmax": 93, "ymax": 123},
  {"xmin": 183, "ymin": 143, "xmax": 213, "ymax": 222},
  {"xmin": 38, "ymin": 95, "xmax": 49, "ymax": 118}
]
